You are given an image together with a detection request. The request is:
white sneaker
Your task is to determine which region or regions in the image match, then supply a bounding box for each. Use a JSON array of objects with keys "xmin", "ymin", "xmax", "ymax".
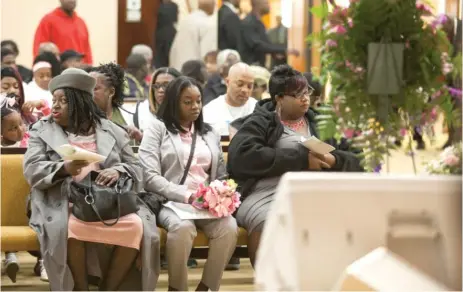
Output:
[
  {"xmin": 39, "ymin": 260, "xmax": 49, "ymax": 282},
  {"xmin": 3, "ymin": 252, "xmax": 19, "ymax": 283}
]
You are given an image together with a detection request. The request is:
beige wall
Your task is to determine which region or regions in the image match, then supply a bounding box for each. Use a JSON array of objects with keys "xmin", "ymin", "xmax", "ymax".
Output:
[{"xmin": 0, "ymin": 0, "xmax": 118, "ymax": 67}]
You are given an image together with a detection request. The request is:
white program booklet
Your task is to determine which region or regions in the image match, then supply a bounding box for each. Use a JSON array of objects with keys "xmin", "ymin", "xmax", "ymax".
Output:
[
  {"xmin": 56, "ymin": 144, "xmax": 106, "ymax": 163},
  {"xmin": 300, "ymin": 136, "xmax": 336, "ymax": 155},
  {"xmin": 163, "ymin": 201, "xmax": 218, "ymax": 220}
]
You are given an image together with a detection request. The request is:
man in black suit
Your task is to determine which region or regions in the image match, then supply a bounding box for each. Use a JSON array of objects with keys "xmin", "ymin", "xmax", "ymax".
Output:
[
  {"xmin": 218, "ymin": 0, "xmax": 242, "ymax": 51},
  {"xmin": 240, "ymin": 0, "xmax": 298, "ymax": 67}
]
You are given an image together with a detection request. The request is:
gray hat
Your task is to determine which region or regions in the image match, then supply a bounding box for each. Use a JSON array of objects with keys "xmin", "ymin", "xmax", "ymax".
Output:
[{"xmin": 49, "ymin": 67, "xmax": 96, "ymax": 95}]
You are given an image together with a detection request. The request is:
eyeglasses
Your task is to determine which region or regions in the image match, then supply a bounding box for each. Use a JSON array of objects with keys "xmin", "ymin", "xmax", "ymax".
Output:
[
  {"xmin": 286, "ymin": 88, "xmax": 313, "ymax": 100},
  {"xmin": 152, "ymin": 83, "xmax": 169, "ymax": 90}
]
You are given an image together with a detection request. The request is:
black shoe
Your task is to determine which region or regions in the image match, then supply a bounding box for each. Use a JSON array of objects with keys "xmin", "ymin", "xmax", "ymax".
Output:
[
  {"xmin": 225, "ymin": 257, "xmax": 240, "ymax": 271},
  {"xmin": 187, "ymin": 258, "xmax": 198, "ymax": 268}
]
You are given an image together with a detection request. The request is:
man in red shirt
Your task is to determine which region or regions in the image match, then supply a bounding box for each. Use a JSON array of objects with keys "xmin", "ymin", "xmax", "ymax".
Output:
[{"xmin": 33, "ymin": 0, "xmax": 93, "ymax": 65}]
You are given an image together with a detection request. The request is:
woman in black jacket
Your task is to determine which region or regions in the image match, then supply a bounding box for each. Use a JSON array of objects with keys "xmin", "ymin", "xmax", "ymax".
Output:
[{"xmin": 227, "ymin": 65, "xmax": 363, "ymax": 268}]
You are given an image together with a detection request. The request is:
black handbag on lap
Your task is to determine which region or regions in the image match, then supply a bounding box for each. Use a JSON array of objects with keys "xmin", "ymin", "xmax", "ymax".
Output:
[{"xmin": 69, "ymin": 171, "xmax": 139, "ymax": 226}]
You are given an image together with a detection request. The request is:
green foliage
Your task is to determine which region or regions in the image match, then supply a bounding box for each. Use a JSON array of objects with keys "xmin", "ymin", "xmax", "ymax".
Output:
[{"xmin": 307, "ymin": 0, "xmax": 460, "ymax": 172}]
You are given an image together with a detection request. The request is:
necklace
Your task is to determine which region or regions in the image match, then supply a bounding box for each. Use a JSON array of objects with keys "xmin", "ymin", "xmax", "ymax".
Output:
[{"xmin": 281, "ymin": 118, "xmax": 306, "ymax": 131}]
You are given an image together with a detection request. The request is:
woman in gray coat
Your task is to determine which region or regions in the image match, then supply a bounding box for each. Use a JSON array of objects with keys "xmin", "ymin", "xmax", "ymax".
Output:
[
  {"xmin": 139, "ymin": 76, "xmax": 238, "ymax": 291},
  {"xmin": 23, "ymin": 68, "xmax": 160, "ymax": 291}
]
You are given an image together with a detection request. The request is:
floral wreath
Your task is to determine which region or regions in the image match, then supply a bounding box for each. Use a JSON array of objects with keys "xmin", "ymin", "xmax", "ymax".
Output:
[{"xmin": 308, "ymin": 0, "xmax": 461, "ymax": 172}]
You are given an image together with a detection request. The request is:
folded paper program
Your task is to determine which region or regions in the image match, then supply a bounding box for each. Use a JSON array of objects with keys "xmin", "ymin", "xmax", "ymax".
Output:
[
  {"xmin": 56, "ymin": 144, "xmax": 106, "ymax": 163},
  {"xmin": 300, "ymin": 136, "xmax": 335, "ymax": 155}
]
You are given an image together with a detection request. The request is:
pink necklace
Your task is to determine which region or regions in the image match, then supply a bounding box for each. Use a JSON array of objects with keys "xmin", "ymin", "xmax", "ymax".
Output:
[{"xmin": 281, "ymin": 118, "xmax": 306, "ymax": 131}]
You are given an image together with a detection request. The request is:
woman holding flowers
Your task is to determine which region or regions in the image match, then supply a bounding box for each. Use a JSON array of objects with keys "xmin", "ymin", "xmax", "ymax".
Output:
[
  {"xmin": 139, "ymin": 76, "xmax": 238, "ymax": 291},
  {"xmin": 228, "ymin": 65, "xmax": 363, "ymax": 268}
]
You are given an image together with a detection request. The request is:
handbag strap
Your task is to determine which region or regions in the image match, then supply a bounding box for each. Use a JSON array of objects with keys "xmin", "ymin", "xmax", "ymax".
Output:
[
  {"xmin": 179, "ymin": 129, "xmax": 197, "ymax": 185},
  {"xmin": 85, "ymin": 174, "xmax": 129, "ymax": 227}
]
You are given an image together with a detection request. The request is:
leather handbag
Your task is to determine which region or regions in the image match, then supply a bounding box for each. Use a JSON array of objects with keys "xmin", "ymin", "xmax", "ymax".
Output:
[{"xmin": 69, "ymin": 170, "xmax": 139, "ymax": 226}]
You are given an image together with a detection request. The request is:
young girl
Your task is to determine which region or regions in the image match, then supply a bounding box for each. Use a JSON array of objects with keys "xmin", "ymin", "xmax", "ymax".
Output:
[{"xmin": 1, "ymin": 102, "xmax": 28, "ymax": 147}]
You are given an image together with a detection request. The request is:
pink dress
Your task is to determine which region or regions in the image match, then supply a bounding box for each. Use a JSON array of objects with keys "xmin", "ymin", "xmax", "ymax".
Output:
[
  {"xmin": 180, "ymin": 126, "xmax": 212, "ymax": 202},
  {"xmin": 67, "ymin": 133, "xmax": 143, "ymax": 250}
]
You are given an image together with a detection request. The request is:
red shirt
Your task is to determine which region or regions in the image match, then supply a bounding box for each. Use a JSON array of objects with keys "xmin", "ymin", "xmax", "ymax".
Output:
[{"xmin": 33, "ymin": 8, "xmax": 93, "ymax": 65}]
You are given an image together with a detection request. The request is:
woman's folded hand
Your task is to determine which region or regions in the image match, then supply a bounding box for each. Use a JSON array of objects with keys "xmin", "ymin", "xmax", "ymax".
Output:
[{"xmin": 95, "ymin": 168, "xmax": 120, "ymax": 186}]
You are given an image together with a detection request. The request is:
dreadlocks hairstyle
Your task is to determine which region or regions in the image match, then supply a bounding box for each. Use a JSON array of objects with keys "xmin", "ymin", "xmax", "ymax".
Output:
[
  {"xmin": 89, "ymin": 62, "xmax": 126, "ymax": 108},
  {"xmin": 58, "ymin": 88, "xmax": 106, "ymax": 135},
  {"xmin": 157, "ymin": 76, "xmax": 211, "ymax": 135}
]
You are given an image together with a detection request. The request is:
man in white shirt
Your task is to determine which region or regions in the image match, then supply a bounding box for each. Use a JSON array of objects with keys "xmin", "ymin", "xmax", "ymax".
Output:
[
  {"xmin": 169, "ymin": 0, "xmax": 217, "ymax": 70},
  {"xmin": 203, "ymin": 62, "xmax": 257, "ymax": 135}
]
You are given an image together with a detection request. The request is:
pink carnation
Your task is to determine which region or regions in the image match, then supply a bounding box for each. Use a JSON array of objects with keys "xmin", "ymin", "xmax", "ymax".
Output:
[
  {"xmin": 326, "ymin": 39, "xmax": 338, "ymax": 48},
  {"xmin": 416, "ymin": 2, "xmax": 433, "ymax": 15},
  {"xmin": 191, "ymin": 180, "xmax": 242, "ymax": 218},
  {"xmin": 329, "ymin": 25, "xmax": 347, "ymax": 35},
  {"xmin": 444, "ymin": 154, "xmax": 460, "ymax": 167}
]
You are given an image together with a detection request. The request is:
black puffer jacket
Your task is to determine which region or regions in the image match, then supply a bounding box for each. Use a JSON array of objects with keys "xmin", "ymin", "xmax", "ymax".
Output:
[{"xmin": 227, "ymin": 99, "xmax": 363, "ymax": 199}]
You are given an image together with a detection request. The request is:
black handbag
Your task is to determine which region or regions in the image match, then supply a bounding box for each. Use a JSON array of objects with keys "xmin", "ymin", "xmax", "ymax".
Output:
[{"xmin": 69, "ymin": 170, "xmax": 140, "ymax": 226}]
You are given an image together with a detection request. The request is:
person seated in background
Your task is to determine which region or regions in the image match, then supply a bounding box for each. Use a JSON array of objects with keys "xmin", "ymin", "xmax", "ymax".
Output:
[
  {"xmin": 1, "ymin": 48, "xmax": 18, "ymax": 69},
  {"xmin": 1, "ymin": 67, "xmax": 50, "ymax": 283},
  {"xmin": 34, "ymin": 51, "xmax": 62, "ymax": 78},
  {"xmin": 26, "ymin": 61, "xmax": 53, "ymax": 107},
  {"xmin": 135, "ymin": 67, "xmax": 182, "ymax": 132},
  {"xmin": 203, "ymin": 49, "xmax": 241, "ymax": 105},
  {"xmin": 181, "ymin": 60, "xmax": 208, "ymax": 88},
  {"xmin": 203, "ymin": 62, "xmax": 257, "ymax": 135},
  {"xmin": 139, "ymin": 76, "xmax": 238, "ymax": 291},
  {"xmin": 303, "ymin": 72, "xmax": 323, "ymax": 108},
  {"xmin": 249, "ymin": 65, "xmax": 270, "ymax": 100},
  {"xmin": 204, "ymin": 50, "xmax": 218, "ymax": 75},
  {"xmin": 37, "ymin": 42, "xmax": 60, "ymax": 61},
  {"xmin": 1, "ymin": 67, "xmax": 50, "ymax": 125},
  {"xmin": 23, "ymin": 68, "xmax": 159, "ymax": 291},
  {"xmin": 130, "ymin": 44, "xmax": 154, "ymax": 83},
  {"xmin": 227, "ymin": 65, "xmax": 363, "ymax": 268},
  {"xmin": 60, "ymin": 49, "xmax": 84, "ymax": 70},
  {"xmin": 1, "ymin": 40, "xmax": 32, "ymax": 82},
  {"xmin": 123, "ymin": 54, "xmax": 149, "ymax": 99},
  {"xmin": 89, "ymin": 62, "xmax": 143, "ymax": 142}
]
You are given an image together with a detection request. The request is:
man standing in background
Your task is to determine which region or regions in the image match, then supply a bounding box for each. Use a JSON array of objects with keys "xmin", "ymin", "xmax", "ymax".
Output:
[
  {"xmin": 240, "ymin": 0, "xmax": 298, "ymax": 67},
  {"xmin": 33, "ymin": 0, "xmax": 93, "ymax": 65},
  {"xmin": 267, "ymin": 15, "xmax": 288, "ymax": 68},
  {"xmin": 218, "ymin": 0, "xmax": 242, "ymax": 51},
  {"xmin": 169, "ymin": 0, "xmax": 217, "ymax": 70}
]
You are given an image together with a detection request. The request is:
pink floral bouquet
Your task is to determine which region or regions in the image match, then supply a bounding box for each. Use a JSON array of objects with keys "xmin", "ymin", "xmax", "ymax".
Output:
[
  {"xmin": 191, "ymin": 179, "xmax": 241, "ymax": 218},
  {"xmin": 425, "ymin": 143, "xmax": 462, "ymax": 175}
]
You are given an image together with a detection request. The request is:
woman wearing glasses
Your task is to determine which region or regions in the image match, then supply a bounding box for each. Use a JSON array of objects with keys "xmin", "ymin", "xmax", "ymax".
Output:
[
  {"xmin": 135, "ymin": 67, "xmax": 181, "ymax": 131},
  {"xmin": 227, "ymin": 64, "xmax": 363, "ymax": 268}
]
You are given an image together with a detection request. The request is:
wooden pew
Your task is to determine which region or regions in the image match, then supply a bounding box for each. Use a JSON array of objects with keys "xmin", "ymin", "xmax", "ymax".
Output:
[{"xmin": 0, "ymin": 137, "xmax": 248, "ymax": 258}]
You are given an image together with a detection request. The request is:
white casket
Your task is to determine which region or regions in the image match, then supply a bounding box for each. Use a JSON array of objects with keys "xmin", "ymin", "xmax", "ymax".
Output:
[
  {"xmin": 254, "ymin": 173, "xmax": 461, "ymax": 291},
  {"xmin": 334, "ymin": 246, "xmax": 449, "ymax": 291}
]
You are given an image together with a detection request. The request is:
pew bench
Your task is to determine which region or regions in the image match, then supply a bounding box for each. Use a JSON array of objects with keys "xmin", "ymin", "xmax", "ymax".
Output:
[{"xmin": 1, "ymin": 141, "xmax": 248, "ymax": 258}]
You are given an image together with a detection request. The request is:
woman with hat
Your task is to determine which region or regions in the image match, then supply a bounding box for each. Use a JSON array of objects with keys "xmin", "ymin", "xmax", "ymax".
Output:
[{"xmin": 23, "ymin": 68, "xmax": 160, "ymax": 291}]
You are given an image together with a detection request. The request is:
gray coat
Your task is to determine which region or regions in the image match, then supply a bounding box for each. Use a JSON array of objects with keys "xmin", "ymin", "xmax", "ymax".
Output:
[
  {"xmin": 24, "ymin": 117, "xmax": 160, "ymax": 291},
  {"xmin": 139, "ymin": 118, "xmax": 227, "ymax": 201}
]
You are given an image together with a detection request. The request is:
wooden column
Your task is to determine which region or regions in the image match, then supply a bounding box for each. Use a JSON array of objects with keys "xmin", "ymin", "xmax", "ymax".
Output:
[
  {"xmin": 117, "ymin": 0, "xmax": 160, "ymax": 66},
  {"xmin": 287, "ymin": 0, "xmax": 313, "ymax": 72}
]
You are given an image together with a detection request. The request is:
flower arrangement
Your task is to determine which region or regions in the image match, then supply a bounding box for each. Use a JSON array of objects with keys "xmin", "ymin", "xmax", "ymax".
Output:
[
  {"xmin": 191, "ymin": 179, "xmax": 241, "ymax": 218},
  {"xmin": 308, "ymin": 0, "xmax": 461, "ymax": 172},
  {"xmin": 425, "ymin": 142, "xmax": 462, "ymax": 174}
]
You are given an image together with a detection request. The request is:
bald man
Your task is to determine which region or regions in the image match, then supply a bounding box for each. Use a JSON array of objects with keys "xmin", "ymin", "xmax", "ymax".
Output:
[
  {"xmin": 169, "ymin": 0, "xmax": 217, "ymax": 70},
  {"xmin": 38, "ymin": 42, "xmax": 60, "ymax": 61},
  {"xmin": 203, "ymin": 62, "xmax": 257, "ymax": 135}
]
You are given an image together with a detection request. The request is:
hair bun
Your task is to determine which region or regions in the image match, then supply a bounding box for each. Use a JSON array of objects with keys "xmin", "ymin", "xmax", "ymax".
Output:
[{"xmin": 271, "ymin": 64, "xmax": 297, "ymax": 78}]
